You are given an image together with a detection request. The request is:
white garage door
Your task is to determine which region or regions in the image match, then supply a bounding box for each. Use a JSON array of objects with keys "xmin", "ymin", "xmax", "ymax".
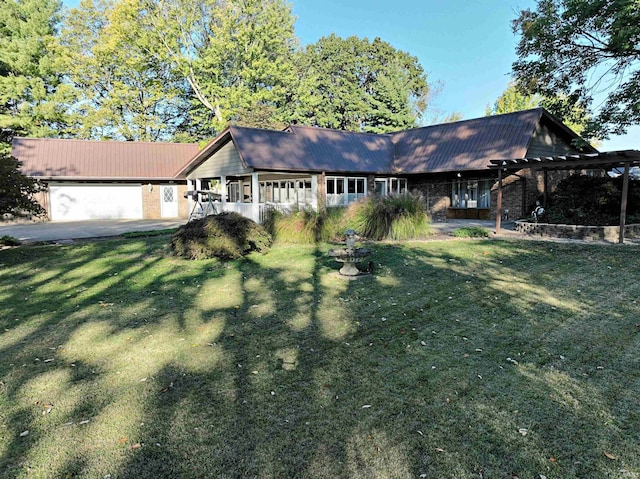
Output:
[{"xmin": 49, "ymin": 184, "xmax": 143, "ymax": 221}]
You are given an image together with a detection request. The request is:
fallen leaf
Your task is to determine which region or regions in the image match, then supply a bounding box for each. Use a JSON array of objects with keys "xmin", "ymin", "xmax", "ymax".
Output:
[
  {"xmin": 79, "ymin": 420, "xmax": 90, "ymax": 425},
  {"xmin": 361, "ymin": 404, "xmax": 372, "ymax": 409},
  {"xmin": 131, "ymin": 443, "xmax": 141, "ymax": 450},
  {"xmin": 549, "ymin": 457, "xmax": 556, "ymax": 462},
  {"xmin": 604, "ymin": 451, "xmax": 617, "ymax": 460},
  {"xmin": 118, "ymin": 437, "xmax": 127, "ymax": 444},
  {"xmin": 435, "ymin": 447, "xmax": 445, "ymax": 453},
  {"xmin": 518, "ymin": 428, "xmax": 528, "ymax": 436},
  {"xmin": 19, "ymin": 430, "xmax": 29, "ymax": 437}
]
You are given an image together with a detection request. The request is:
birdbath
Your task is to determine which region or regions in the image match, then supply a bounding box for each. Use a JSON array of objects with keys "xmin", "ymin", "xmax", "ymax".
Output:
[{"xmin": 328, "ymin": 229, "xmax": 371, "ymax": 277}]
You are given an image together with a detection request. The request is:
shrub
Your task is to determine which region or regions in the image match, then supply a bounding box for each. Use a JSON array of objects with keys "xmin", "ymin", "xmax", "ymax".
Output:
[
  {"xmin": 351, "ymin": 193, "xmax": 432, "ymax": 240},
  {"xmin": 452, "ymin": 226, "xmax": 491, "ymax": 238},
  {"xmin": 0, "ymin": 235, "xmax": 21, "ymax": 246},
  {"xmin": 545, "ymin": 175, "xmax": 640, "ymax": 225},
  {"xmin": 263, "ymin": 207, "xmax": 348, "ymax": 244},
  {"xmin": 170, "ymin": 212, "xmax": 272, "ymax": 260}
]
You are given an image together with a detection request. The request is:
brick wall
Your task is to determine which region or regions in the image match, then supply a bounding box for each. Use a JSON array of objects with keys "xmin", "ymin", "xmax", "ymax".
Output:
[{"xmin": 142, "ymin": 182, "xmax": 189, "ymax": 219}]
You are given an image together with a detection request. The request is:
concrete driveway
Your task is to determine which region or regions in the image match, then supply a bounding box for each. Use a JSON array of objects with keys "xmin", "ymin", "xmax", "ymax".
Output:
[{"xmin": 0, "ymin": 219, "xmax": 186, "ymax": 242}]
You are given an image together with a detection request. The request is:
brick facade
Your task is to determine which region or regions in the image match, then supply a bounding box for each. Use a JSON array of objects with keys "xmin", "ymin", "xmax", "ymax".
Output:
[{"xmin": 142, "ymin": 182, "xmax": 189, "ymax": 219}]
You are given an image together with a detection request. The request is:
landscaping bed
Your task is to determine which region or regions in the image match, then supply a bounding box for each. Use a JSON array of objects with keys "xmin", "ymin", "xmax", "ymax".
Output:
[{"xmin": 515, "ymin": 220, "xmax": 640, "ymax": 242}]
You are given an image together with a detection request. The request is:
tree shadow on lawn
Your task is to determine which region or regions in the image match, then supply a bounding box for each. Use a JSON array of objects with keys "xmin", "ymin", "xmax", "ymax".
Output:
[{"xmin": 1, "ymin": 238, "xmax": 639, "ymax": 478}]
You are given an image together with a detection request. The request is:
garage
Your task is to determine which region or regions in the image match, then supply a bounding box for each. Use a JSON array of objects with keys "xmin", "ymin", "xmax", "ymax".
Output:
[{"xmin": 49, "ymin": 184, "xmax": 143, "ymax": 221}]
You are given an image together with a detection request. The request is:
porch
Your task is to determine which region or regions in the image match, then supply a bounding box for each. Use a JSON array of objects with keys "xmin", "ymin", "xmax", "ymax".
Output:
[{"xmin": 186, "ymin": 172, "xmax": 319, "ymax": 223}]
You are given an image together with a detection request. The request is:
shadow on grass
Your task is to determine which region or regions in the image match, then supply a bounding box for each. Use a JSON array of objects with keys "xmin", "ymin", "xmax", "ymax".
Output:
[{"xmin": 0, "ymin": 238, "xmax": 639, "ymax": 478}]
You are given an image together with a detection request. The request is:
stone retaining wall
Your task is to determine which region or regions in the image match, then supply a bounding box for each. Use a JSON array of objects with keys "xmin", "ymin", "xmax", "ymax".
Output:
[{"xmin": 515, "ymin": 221, "xmax": 640, "ymax": 242}]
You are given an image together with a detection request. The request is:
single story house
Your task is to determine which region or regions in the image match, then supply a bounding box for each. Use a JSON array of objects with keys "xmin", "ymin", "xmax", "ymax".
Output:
[
  {"xmin": 175, "ymin": 108, "xmax": 598, "ymax": 222},
  {"xmin": 13, "ymin": 108, "xmax": 600, "ymax": 222},
  {"xmin": 12, "ymin": 138, "xmax": 199, "ymax": 220}
]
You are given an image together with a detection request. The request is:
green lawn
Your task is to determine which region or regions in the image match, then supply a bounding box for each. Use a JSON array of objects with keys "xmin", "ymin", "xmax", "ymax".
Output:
[{"xmin": 0, "ymin": 237, "xmax": 639, "ymax": 478}]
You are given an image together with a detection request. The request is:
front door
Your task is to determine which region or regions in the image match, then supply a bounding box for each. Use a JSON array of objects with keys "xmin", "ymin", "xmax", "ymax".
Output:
[{"xmin": 160, "ymin": 185, "xmax": 179, "ymax": 218}]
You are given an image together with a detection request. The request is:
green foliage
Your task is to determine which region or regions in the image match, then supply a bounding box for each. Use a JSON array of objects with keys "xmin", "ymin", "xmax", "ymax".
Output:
[
  {"xmin": 0, "ymin": 235, "xmax": 22, "ymax": 246},
  {"xmin": 263, "ymin": 207, "xmax": 348, "ymax": 244},
  {"xmin": 512, "ymin": 0, "xmax": 640, "ymax": 139},
  {"xmin": 293, "ymin": 34, "xmax": 430, "ymax": 133},
  {"xmin": 452, "ymin": 226, "xmax": 491, "ymax": 238},
  {"xmin": 545, "ymin": 174, "xmax": 640, "ymax": 225},
  {"xmin": 0, "ymin": 0, "xmax": 73, "ymax": 137},
  {"xmin": 0, "ymin": 131, "xmax": 46, "ymax": 218},
  {"xmin": 60, "ymin": 0, "xmax": 190, "ymax": 141},
  {"xmin": 350, "ymin": 193, "xmax": 432, "ymax": 240},
  {"xmin": 170, "ymin": 212, "xmax": 272, "ymax": 259}
]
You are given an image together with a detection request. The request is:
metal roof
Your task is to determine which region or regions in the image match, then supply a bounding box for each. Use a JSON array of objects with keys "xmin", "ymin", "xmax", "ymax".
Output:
[
  {"xmin": 12, "ymin": 137, "xmax": 199, "ymax": 180},
  {"xmin": 391, "ymin": 109, "xmax": 546, "ymax": 173}
]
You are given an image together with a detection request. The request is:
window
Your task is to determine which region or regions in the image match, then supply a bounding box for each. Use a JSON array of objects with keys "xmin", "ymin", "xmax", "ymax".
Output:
[
  {"xmin": 258, "ymin": 178, "xmax": 314, "ymax": 207},
  {"xmin": 326, "ymin": 176, "xmax": 366, "ymax": 206},
  {"xmin": 374, "ymin": 177, "xmax": 407, "ymax": 196},
  {"xmin": 451, "ymin": 179, "xmax": 490, "ymax": 208}
]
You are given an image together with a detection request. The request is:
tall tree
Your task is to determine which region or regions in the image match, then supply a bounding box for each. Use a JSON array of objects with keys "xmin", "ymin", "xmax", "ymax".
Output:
[
  {"xmin": 61, "ymin": 0, "xmax": 190, "ymax": 141},
  {"xmin": 124, "ymin": 0, "xmax": 299, "ymax": 136},
  {"xmin": 293, "ymin": 35, "xmax": 429, "ymax": 133},
  {"xmin": 0, "ymin": 0, "xmax": 72, "ymax": 138},
  {"xmin": 512, "ymin": 0, "xmax": 640, "ymax": 139}
]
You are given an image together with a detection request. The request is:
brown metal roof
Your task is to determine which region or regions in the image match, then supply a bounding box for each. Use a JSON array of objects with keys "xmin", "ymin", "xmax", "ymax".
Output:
[
  {"xmin": 391, "ymin": 109, "xmax": 546, "ymax": 173},
  {"xmin": 12, "ymin": 137, "xmax": 199, "ymax": 180},
  {"xmin": 229, "ymin": 125, "xmax": 394, "ymax": 173}
]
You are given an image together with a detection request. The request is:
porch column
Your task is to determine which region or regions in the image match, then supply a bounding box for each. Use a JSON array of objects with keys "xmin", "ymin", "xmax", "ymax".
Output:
[
  {"xmin": 496, "ymin": 169, "xmax": 503, "ymax": 234},
  {"xmin": 543, "ymin": 170, "xmax": 549, "ymax": 208},
  {"xmin": 343, "ymin": 177, "xmax": 348, "ymax": 206},
  {"xmin": 619, "ymin": 162, "xmax": 630, "ymax": 244},
  {"xmin": 220, "ymin": 175, "xmax": 227, "ymax": 212},
  {"xmin": 311, "ymin": 174, "xmax": 318, "ymax": 211},
  {"xmin": 252, "ymin": 172, "xmax": 260, "ymax": 223}
]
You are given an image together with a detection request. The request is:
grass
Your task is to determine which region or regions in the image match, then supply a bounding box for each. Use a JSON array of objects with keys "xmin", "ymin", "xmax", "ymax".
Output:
[
  {"xmin": 452, "ymin": 226, "xmax": 491, "ymax": 238},
  {"xmin": 0, "ymin": 237, "xmax": 639, "ymax": 478},
  {"xmin": 120, "ymin": 228, "xmax": 177, "ymax": 238}
]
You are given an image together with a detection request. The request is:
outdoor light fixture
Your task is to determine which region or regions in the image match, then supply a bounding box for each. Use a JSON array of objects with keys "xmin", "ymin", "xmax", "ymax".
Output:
[{"xmin": 148, "ymin": 183, "xmax": 153, "ymax": 192}]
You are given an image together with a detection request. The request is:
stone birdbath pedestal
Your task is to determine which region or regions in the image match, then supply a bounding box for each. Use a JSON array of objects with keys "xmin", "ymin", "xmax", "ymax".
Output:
[{"xmin": 328, "ymin": 229, "xmax": 371, "ymax": 277}]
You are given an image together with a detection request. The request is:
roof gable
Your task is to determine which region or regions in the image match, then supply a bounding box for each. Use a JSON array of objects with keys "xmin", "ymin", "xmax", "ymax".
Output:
[{"xmin": 12, "ymin": 137, "xmax": 199, "ymax": 180}]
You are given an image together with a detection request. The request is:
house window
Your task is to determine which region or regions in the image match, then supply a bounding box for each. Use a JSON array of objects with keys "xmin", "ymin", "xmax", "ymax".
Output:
[
  {"xmin": 374, "ymin": 177, "xmax": 407, "ymax": 196},
  {"xmin": 327, "ymin": 176, "xmax": 366, "ymax": 206},
  {"xmin": 258, "ymin": 179, "xmax": 314, "ymax": 207},
  {"xmin": 451, "ymin": 179, "xmax": 490, "ymax": 208},
  {"xmin": 228, "ymin": 181, "xmax": 241, "ymax": 202}
]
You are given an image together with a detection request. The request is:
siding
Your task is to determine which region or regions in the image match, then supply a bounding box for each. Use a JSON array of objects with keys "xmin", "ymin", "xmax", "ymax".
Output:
[
  {"xmin": 526, "ymin": 122, "xmax": 581, "ymax": 158},
  {"xmin": 187, "ymin": 141, "xmax": 252, "ymax": 179}
]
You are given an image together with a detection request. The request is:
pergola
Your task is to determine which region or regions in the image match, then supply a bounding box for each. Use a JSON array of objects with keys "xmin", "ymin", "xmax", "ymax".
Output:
[{"xmin": 489, "ymin": 150, "xmax": 640, "ymax": 244}]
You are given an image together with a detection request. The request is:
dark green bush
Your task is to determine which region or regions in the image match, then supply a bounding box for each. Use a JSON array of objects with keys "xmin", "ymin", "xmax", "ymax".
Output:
[
  {"xmin": 170, "ymin": 212, "xmax": 272, "ymax": 260},
  {"xmin": 545, "ymin": 175, "xmax": 640, "ymax": 225},
  {"xmin": 452, "ymin": 226, "xmax": 491, "ymax": 238},
  {"xmin": 0, "ymin": 235, "xmax": 21, "ymax": 246}
]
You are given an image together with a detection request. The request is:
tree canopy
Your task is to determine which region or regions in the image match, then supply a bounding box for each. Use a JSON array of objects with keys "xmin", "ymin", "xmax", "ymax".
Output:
[
  {"xmin": 293, "ymin": 35, "xmax": 430, "ymax": 133},
  {"xmin": 512, "ymin": 0, "xmax": 640, "ymax": 139},
  {"xmin": 0, "ymin": 0, "xmax": 73, "ymax": 138},
  {"xmin": 2, "ymin": 0, "xmax": 436, "ymax": 141}
]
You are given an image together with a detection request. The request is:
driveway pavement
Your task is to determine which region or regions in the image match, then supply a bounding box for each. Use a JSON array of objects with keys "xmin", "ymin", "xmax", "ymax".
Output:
[{"xmin": 0, "ymin": 219, "xmax": 186, "ymax": 242}]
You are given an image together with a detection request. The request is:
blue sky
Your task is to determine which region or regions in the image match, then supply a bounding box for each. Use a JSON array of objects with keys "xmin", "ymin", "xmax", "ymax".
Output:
[{"xmin": 62, "ymin": 0, "xmax": 637, "ymax": 150}]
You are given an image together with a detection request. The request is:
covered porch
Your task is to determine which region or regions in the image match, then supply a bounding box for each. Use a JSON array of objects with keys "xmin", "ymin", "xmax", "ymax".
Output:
[{"xmin": 186, "ymin": 172, "xmax": 319, "ymax": 223}]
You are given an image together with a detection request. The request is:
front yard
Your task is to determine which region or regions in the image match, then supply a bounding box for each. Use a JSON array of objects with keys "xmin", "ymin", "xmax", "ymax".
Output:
[{"xmin": 0, "ymin": 237, "xmax": 639, "ymax": 478}]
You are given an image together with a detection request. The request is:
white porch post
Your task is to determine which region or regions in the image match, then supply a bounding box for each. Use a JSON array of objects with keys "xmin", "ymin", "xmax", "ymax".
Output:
[
  {"xmin": 220, "ymin": 175, "xmax": 227, "ymax": 212},
  {"xmin": 187, "ymin": 179, "xmax": 194, "ymax": 214},
  {"xmin": 252, "ymin": 172, "xmax": 260, "ymax": 223},
  {"xmin": 195, "ymin": 178, "xmax": 202, "ymax": 191},
  {"xmin": 311, "ymin": 174, "xmax": 318, "ymax": 211},
  {"xmin": 343, "ymin": 177, "xmax": 348, "ymax": 206}
]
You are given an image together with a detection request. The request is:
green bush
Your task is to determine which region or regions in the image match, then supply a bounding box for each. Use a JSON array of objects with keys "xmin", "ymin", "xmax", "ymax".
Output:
[
  {"xmin": 170, "ymin": 212, "xmax": 272, "ymax": 260},
  {"xmin": 351, "ymin": 193, "xmax": 432, "ymax": 240},
  {"xmin": 545, "ymin": 175, "xmax": 640, "ymax": 225},
  {"xmin": 263, "ymin": 207, "xmax": 348, "ymax": 244},
  {"xmin": 452, "ymin": 226, "xmax": 491, "ymax": 238},
  {"xmin": 0, "ymin": 235, "xmax": 21, "ymax": 246}
]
